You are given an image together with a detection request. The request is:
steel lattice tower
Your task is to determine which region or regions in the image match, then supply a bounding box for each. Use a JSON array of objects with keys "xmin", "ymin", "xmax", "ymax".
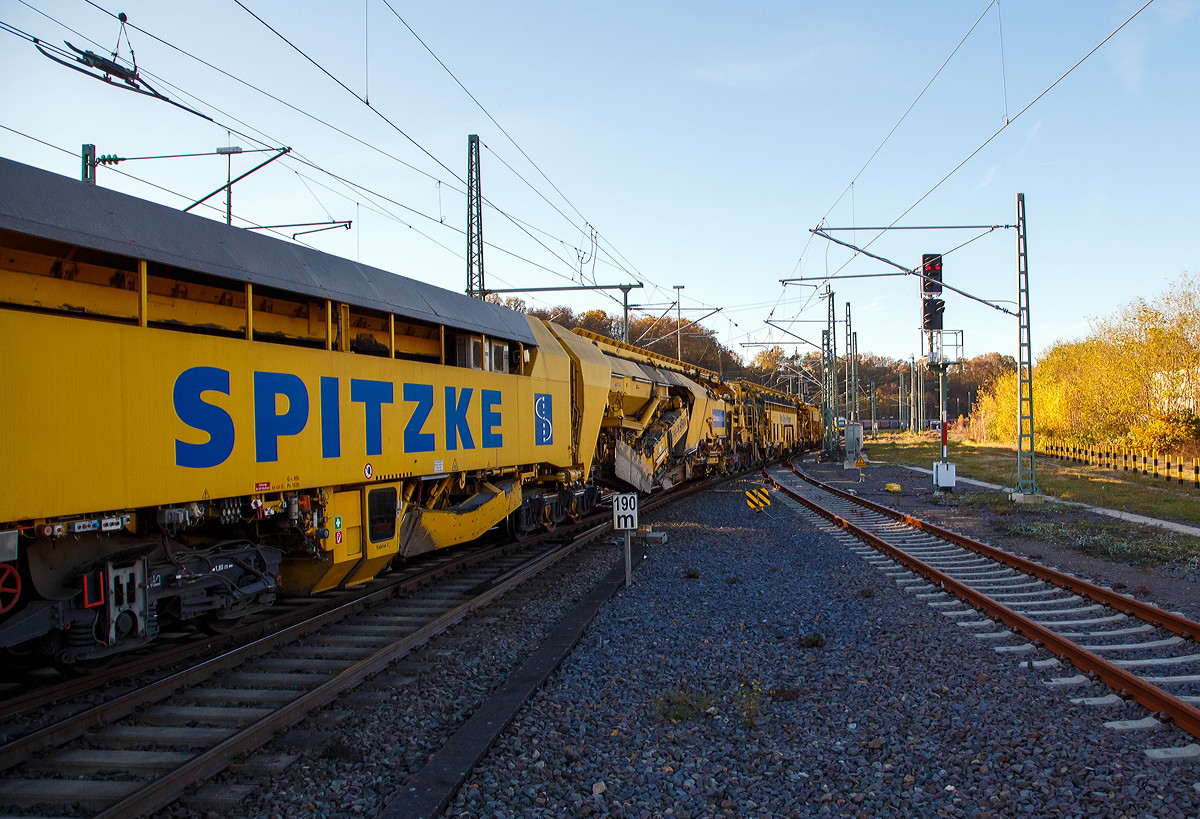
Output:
[
  {"xmin": 851, "ymin": 331, "xmax": 860, "ymax": 423},
  {"xmin": 1015, "ymin": 193, "xmax": 1039, "ymax": 494},
  {"xmin": 911, "ymin": 356, "xmax": 918, "ymax": 431},
  {"xmin": 821, "ymin": 288, "xmax": 839, "ymax": 454},
  {"xmin": 466, "ymin": 134, "xmax": 485, "ymax": 298},
  {"xmin": 821, "ymin": 330, "xmax": 834, "ymax": 454},
  {"xmin": 844, "ymin": 304, "xmax": 853, "ymax": 422},
  {"xmin": 829, "ymin": 291, "xmax": 838, "ymax": 426}
]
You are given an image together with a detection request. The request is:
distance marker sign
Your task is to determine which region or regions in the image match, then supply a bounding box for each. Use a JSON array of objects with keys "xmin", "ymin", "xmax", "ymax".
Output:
[{"xmin": 612, "ymin": 493, "xmax": 638, "ymax": 531}]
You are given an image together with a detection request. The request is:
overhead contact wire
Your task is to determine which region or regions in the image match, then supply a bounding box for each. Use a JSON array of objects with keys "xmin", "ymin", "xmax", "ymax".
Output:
[
  {"xmin": 380, "ymin": 1, "xmax": 636, "ymax": 271},
  {"xmin": 41, "ymin": 1, "xmax": 603, "ymax": 290},
  {"xmin": 830, "ymin": 0, "xmax": 1156, "ymax": 278},
  {"xmin": 805, "ymin": 0, "xmax": 998, "ymax": 276},
  {"xmin": 230, "ymin": 0, "xmax": 601, "ymax": 290}
]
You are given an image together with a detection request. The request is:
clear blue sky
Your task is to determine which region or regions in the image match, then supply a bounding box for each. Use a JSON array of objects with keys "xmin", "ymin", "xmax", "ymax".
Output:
[{"xmin": 2, "ymin": 1, "xmax": 1195, "ymax": 365}]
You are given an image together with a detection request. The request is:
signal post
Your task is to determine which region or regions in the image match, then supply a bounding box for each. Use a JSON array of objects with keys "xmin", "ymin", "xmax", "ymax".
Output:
[{"xmin": 919, "ymin": 254, "xmax": 960, "ymax": 492}]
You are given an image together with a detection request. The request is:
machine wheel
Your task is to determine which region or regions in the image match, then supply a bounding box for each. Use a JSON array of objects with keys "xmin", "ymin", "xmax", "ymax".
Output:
[
  {"xmin": 0, "ymin": 564, "xmax": 20, "ymax": 615},
  {"xmin": 507, "ymin": 507, "xmax": 537, "ymax": 542},
  {"xmin": 549, "ymin": 497, "xmax": 568, "ymax": 526},
  {"xmin": 199, "ymin": 613, "xmax": 246, "ymax": 635},
  {"xmin": 507, "ymin": 514, "xmax": 528, "ymax": 542}
]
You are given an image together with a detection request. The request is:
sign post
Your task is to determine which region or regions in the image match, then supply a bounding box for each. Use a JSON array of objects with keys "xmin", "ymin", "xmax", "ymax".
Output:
[{"xmin": 612, "ymin": 493, "xmax": 639, "ymax": 588}]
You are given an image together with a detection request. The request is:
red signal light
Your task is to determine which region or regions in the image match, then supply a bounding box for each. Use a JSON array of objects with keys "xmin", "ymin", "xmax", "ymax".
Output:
[{"xmin": 920, "ymin": 253, "xmax": 943, "ymax": 296}]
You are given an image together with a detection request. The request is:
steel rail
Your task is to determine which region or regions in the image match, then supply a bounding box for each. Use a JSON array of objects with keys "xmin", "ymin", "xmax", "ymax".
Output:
[
  {"xmin": 2, "ymin": 508, "xmax": 611, "ymax": 722},
  {"xmin": 766, "ymin": 468, "xmax": 1200, "ymax": 742},
  {"xmin": 0, "ymin": 535, "xmax": 541, "ymax": 771},
  {"xmin": 93, "ymin": 521, "xmax": 612, "ymax": 819},
  {"xmin": 787, "ymin": 463, "xmax": 1200, "ymax": 639},
  {"xmin": 2, "ymin": 579, "xmax": 415, "ymax": 720}
]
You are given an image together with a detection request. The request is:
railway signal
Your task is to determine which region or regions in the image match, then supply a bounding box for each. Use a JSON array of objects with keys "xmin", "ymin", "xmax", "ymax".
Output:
[
  {"xmin": 921, "ymin": 253, "xmax": 943, "ymax": 294},
  {"xmin": 920, "ymin": 252, "xmax": 955, "ymax": 491},
  {"xmin": 799, "ymin": 210, "xmax": 1036, "ymax": 500},
  {"xmin": 922, "ymin": 298, "xmax": 944, "ymax": 330}
]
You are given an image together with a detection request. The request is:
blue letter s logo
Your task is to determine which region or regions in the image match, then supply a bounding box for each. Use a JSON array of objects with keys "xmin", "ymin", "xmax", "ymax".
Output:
[
  {"xmin": 174, "ymin": 367, "xmax": 235, "ymax": 468},
  {"xmin": 534, "ymin": 393, "xmax": 553, "ymax": 445}
]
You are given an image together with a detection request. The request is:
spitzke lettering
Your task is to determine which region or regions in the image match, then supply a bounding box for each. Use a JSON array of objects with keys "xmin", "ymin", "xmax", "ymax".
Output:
[{"xmin": 171, "ymin": 367, "xmax": 519, "ymax": 468}]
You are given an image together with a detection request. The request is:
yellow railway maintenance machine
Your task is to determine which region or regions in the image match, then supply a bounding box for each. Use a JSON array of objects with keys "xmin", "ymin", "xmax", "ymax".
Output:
[
  {"xmin": 0, "ymin": 157, "xmax": 604, "ymax": 666},
  {"xmin": 569, "ymin": 329, "xmax": 736, "ymax": 493}
]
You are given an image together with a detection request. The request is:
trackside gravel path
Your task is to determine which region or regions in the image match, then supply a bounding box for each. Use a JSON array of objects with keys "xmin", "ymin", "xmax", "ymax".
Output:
[{"xmin": 444, "ymin": 476, "xmax": 1200, "ymax": 819}]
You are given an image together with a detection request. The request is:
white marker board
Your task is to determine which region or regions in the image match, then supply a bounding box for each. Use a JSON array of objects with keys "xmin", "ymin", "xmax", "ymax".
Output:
[{"xmin": 612, "ymin": 493, "xmax": 639, "ymax": 531}]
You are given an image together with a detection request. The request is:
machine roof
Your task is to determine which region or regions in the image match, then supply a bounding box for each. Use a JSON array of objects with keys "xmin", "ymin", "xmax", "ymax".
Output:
[
  {"xmin": 604, "ymin": 353, "xmax": 668, "ymax": 386},
  {"xmin": 0, "ymin": 156, "xmax": 536, "ymax": 345}
]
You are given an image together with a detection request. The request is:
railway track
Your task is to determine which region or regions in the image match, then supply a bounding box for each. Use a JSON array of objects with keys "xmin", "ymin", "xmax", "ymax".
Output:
[
  {"xmin": 0, "ymin": 530, "xmax": 602, "ymax": 817},
  {"xmin": 0, "ymin": 464, "xmax": 756, "ymax": 817},
  {"xmin": 0, "ymin": 526, "xmax": 567, "ymax": 730},
  {"xmin": 767, "ymin": 461, "xmax": 1200, "ymax": 757}
]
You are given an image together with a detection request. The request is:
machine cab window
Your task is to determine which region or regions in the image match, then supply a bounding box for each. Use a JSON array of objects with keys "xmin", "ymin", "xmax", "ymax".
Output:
[{"xmin": 367, "ymin": 486, "xmax": 398, "ymax": 543}]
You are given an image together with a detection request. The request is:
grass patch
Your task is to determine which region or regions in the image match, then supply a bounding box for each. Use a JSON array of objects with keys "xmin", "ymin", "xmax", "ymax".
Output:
[
  {"xmin": 864, "ymin": 435, "xmax": 1200, "ymax": 522},
  {"xmin": 735, "ymin": 678, "xmax": 765, "ymax": 727},
  {"xmin": 994, "ymin": 517, "xmax": 1200, "ymax": 568},
  {"xmin": 655, "ymin": 687, "xmax": 715, "ymax": 723}
]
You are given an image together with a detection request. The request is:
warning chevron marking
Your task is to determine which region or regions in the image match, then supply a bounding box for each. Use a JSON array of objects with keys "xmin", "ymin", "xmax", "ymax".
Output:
[{"xmin": 745, "ymin": 487, "xmax": 771, "ymax": 512}]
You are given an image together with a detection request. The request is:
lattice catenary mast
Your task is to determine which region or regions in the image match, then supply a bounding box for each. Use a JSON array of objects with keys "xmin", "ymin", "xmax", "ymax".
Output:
[
  {"xmin": 1014, "ymin": 193, "xmax": 1039, "ymax": 495},
  {"xmin": 467, "ymin": 134, "xmax": 484, "ymax": 298}
]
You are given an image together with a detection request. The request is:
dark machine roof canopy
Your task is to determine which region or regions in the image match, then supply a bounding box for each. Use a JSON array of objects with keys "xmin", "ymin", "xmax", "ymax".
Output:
[{"xmin": 0, "ymin": 156, "xmax": 536, "ymax": 345}]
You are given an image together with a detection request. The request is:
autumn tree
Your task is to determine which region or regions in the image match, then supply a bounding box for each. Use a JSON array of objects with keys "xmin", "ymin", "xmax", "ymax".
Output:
[
  {"xmin": 751, "ymin": 345, "xmax": 786, "ymax": 372},
  {"xmin": 971, "ymin": 272, "xmax": 1200, "ymax": 450}
]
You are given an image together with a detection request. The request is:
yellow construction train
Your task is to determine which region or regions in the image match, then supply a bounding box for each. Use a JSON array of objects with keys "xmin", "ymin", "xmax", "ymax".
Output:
[{"xmin": 0, "ymin": 157, "xmax": 819, "ymax": 666}]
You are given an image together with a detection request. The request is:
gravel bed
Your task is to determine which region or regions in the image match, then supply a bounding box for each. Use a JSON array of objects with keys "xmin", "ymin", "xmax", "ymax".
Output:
[
  {"xmin": 149, "ymin": 537, "xmax": 622, "ymax": 819},
  {"xmin": 444, "ymin": 476, "xmax": 1200, "ymax": 819}
]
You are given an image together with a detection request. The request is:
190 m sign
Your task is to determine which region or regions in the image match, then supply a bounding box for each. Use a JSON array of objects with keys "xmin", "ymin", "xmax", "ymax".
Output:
[{"xmin": 613, "ymin": 493, "xmax": 638, "ymax": 531}]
